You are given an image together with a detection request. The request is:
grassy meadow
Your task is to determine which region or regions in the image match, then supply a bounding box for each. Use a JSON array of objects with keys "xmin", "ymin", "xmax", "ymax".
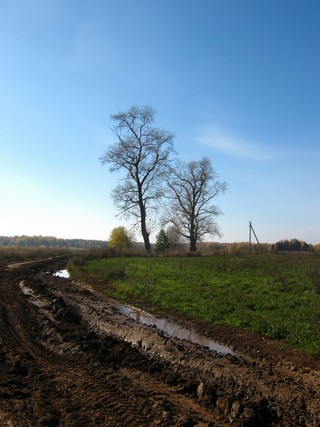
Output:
[{"xmin": 70, "ymin": 253, "xmax": 320, "ymax": 355}]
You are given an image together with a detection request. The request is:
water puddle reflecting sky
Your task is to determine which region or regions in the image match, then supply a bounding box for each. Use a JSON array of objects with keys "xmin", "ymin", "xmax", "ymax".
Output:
[
  {"xmin": 49, "ymin": 270, "xmax": 234, "ymax": 355},
  {"xmin": 53, "ymin": 269, "xmax": 70, "ymax": 278},
  {"xmin": 119, "ymin": 304, "xmax": 234, "ymax": 356}
]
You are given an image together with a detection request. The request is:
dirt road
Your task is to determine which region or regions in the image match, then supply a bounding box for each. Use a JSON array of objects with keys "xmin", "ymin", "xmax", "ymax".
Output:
[{"xmin": 0, "ymin": 258, "xmax": 319, "ymax": 426}]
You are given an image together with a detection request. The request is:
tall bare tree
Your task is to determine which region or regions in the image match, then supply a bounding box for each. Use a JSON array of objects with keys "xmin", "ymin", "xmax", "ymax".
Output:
[
  {"xmin": 100, "ymin": 105, "xmax": 175, "ymax": 252},
  {"xmin": 164, "ymin": 157, "xmax": 227, "ymax": 252}
]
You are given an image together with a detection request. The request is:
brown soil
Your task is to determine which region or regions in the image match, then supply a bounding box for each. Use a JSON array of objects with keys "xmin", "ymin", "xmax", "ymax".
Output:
[{"xmin": 0, "ymin": 258, "xmax": 319, "ymax": 426}]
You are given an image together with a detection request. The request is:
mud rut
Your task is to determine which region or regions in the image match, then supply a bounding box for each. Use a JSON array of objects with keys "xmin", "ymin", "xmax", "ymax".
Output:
[{"xmin": 0, "ymin": 258, "xmax": 319, "ymax": 426}]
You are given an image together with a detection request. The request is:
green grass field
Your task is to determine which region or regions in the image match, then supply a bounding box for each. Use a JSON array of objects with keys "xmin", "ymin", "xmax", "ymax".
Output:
[{"xmin": 70, "ymin": 254, "xmax": 320, "ymax": 355}]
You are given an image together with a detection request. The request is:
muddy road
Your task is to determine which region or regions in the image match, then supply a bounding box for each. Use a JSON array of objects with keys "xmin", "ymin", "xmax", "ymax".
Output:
[{"xmin": 0, "ymin": 258, "xmax": 319, "ymax": 426}]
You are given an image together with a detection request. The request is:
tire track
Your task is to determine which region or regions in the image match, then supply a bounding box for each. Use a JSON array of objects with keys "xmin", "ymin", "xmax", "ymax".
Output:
[
  {"xmin": 0, "ymin": 259, "xmax": 319, "ymax": 426},
  {"xmin": 0, "ymin": 263, "xmax": 205, "ymax": 426}
]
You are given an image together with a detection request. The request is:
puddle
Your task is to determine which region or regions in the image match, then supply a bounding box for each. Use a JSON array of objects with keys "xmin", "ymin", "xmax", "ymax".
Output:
[
  {"xmin": 119, "ymin": 304, "xmax": 234, "ymax": 356},
  {"xmin": 53, "ymin": 269, "xmax": 70, "ymax": 279}
]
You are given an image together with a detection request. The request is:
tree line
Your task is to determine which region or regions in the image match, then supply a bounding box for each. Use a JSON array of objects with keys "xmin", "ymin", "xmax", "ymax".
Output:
[
  {"xmin": 101, "ymin": 105, "xmax": 227, "ymax": 252},
  {"xmin": 0, "ymin": 235, "xmax": 107, "ymax": 249},
  {"xmin": 272, "ymin": 239, "xmax": 312, "ymax": 253},
  {"xmin": 107, "ymin": 228, "xmax": 320, "ymax": 254}
]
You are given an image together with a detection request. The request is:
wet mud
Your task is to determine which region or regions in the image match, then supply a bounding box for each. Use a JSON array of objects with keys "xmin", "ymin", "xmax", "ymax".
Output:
[{"xmin": 0, "ymin": 258, "xmax": 319, "ymax": 426}]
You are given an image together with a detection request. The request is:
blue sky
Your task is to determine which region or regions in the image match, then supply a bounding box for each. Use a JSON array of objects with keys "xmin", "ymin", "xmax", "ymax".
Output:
[{"xmin": 1, "ymin": 0, "xmax": 319, "ymax": 244}]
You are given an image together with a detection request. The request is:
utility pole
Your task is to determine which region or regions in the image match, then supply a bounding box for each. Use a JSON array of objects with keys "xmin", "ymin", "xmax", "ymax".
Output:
[{"xmin": 249, "ymin": 221, "xmax": 262, "ymax": 253}]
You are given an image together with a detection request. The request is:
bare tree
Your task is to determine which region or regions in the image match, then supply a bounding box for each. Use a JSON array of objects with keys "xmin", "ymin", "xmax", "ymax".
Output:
[
  {"xmin": 100, "ymin": 105, "xmax": 175, "ymax": 252},
  {"xmin": 164, "ymin": 157, "xmax": 227, "ymax": 252}
]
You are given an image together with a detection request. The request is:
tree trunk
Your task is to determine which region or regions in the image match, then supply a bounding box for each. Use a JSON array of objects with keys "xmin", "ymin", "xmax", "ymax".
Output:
[
  {"xmin": 190, "ymin": 239, "xmax": 197, "ymax": 252},
  {"xmin": 141, "ymin": 224, "xmax": 151, "ymax": 252},
  {"xmin": 190, "ymin": 220, "xmax": 197, "ymax": 252},
  {"xmin": 139, "ymin": 201, "xmax": 151, "ymax": 253}
]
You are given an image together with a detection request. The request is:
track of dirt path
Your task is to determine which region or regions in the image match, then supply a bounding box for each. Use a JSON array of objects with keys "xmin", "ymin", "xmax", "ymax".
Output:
[{"xmin": 0, "ymin": 258, "xmax": 319, "ymax": 426}]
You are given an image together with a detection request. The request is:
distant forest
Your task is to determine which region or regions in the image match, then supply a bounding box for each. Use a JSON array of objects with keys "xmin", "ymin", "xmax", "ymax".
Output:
[
  {"xmin": 0, "ymin": 235, "xmax": 107, "ymax": 250},
  {"xmin": 272, "ymin": 239, "xmax": 313, "ymax": 253},
  {"xmin": 0, "ymin": 235, "xmax": 318, "ymax": 253}
]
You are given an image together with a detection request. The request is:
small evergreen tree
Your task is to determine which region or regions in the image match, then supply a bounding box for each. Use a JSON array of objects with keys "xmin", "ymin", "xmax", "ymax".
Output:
[{"xmin": 155, "ymin": 229, "xmax": 170, "ymax": 253}]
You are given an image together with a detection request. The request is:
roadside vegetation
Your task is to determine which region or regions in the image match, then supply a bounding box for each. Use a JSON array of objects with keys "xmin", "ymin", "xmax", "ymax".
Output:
[
  {"xmin": 69, "ymin": 253, "xmax": 320, "ymax": 355},
  {"xmin": 0, "ymin": 247, "xmax": 72, "ymax": 268}
]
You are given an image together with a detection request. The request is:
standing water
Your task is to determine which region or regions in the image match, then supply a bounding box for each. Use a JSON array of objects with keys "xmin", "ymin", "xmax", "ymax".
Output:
[
  {"xmin": 50, "ymin": 270, "xmax": 234, "ymax": 355},
  {"xmin": 119, "ymin": 304, "xmax": 235, "ymax": 356},
  {"xmin": 53, "ymin": 270, "xmax": 70, "ymax": 279}
]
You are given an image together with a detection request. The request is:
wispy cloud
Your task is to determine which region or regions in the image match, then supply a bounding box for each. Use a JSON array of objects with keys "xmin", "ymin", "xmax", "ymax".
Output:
[{"xmin": 196, "ymin": 126, "xmax": 272, "ymax": 161}]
